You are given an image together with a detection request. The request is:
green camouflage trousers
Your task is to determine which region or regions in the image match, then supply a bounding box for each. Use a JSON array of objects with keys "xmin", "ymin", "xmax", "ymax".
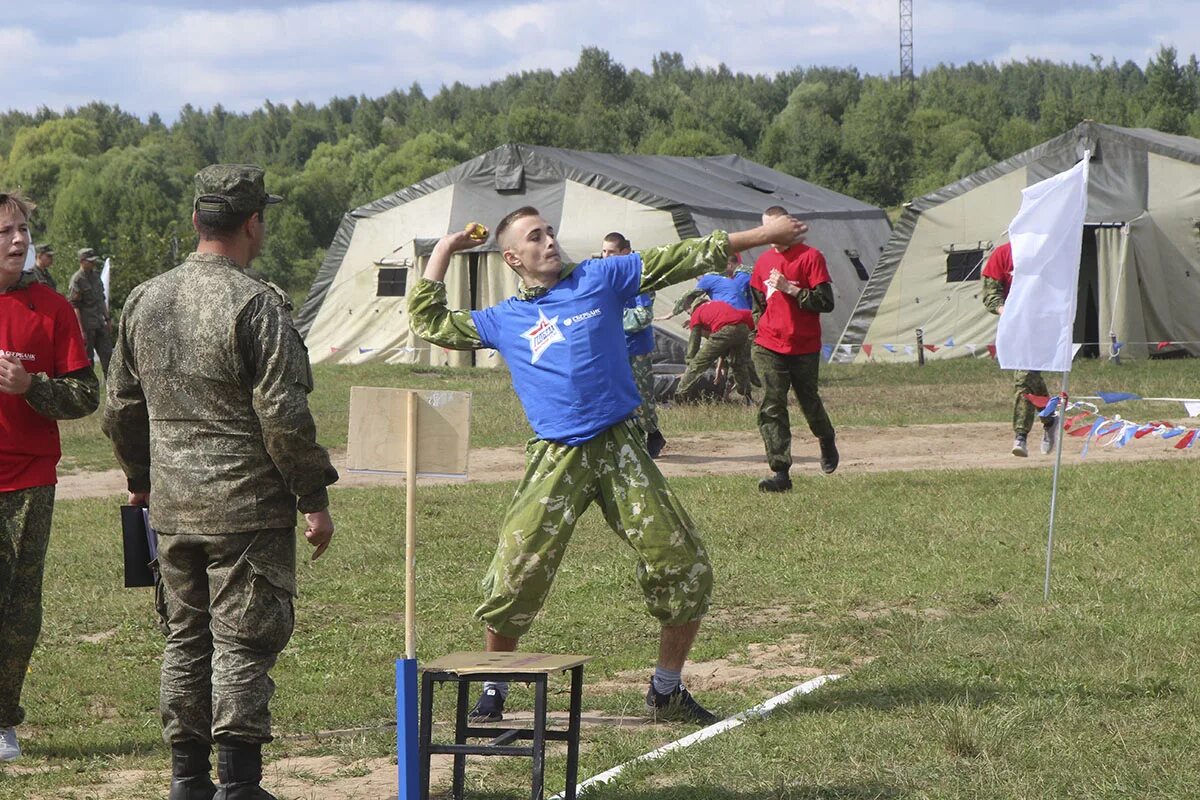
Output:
[
  {"xmin": 84, "ymin": 324, "xmax": 113, "ymax": 377},
  {"xmin": 476, "ymin": 419, "xmax": 712, "ymax": 639},
  {"xmin": 156, "ymin": 528, "xmax": 295, "ymax": 745},
  {"xmin": 676, "ymin": 324, "xmax": 754, "ymax": 401},
  {"xmin": 1013, "ymin": 370, "xmax": 1050, "ymax": 435},
  {"xmin": 0, "ymin": 485, "xmax": 55, "ymax": 728},
  {"xmin": 753, "ymin": 345, "xmax": 835, "ymax": 473},
  {"xmin": 630, "ymin": 353, "xmax": 660, "ymax": 434}
]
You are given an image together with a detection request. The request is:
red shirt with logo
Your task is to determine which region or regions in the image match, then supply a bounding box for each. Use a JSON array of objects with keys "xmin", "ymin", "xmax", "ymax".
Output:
[
  {"xmin": 981, "ymin": 242, "xmax": 1014, "ymax": 297},
  {"xmin": 751, "ymin": 243, "xmax": 832, "ymax": 355},
  {"xmin": 689, "ymin": 300, "xmax": 754, "ymax": 334},
  {"xmin": 0, "ymin": 281, "xmax": 92, "ymax": 490}
]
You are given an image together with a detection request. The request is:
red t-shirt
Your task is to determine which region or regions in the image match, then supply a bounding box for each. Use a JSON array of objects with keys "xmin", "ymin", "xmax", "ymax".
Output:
[
  {"xmin": 0, "ymin": 281, "xmax": 92, "ymax": 490},
  {"xmin": 981, "ymin": 242, "xmax": 1013, "ymax": 298},
  {"xmin": 750, "ymin": 243, "xmax": 832, "ymax": 355},
  {"xmin": 689, "ymin": 300, "xmax": 754, "ymax": 334}
]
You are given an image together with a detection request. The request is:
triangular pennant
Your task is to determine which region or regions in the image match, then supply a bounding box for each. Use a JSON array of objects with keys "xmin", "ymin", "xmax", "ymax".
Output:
[
  {"xmin": 359, "ymin": 347, "xmax": 375, "ymax": 354},
  {"xmin": 923, "ymin": 344, "xmax": 938, "ymax": 352},
  {"xmin": 1081, "ymin": 415, "xmax": 1106, "ymax": 458},
  {"xmin": 1063, "ymin": 411, "xmax": 1092, "ymax": 433},
  {"xmin": 1097, "ymin": 391, "xmax": 1142, "ymax": 404},
  {"xmin": 821, "ymin": 344, "xmax": 834, "ymax": 362},
  {"xmin": 1175, "ymin": 430, "xmax": 1197, "ymax": 450},
  {"xmin": 1161, "ymin": 427, "xmax": 1187, "ymax": 440},
  {"xmin": 1024, "ymin": 393, "xmax": 1051, "ymax": 409},
  {"xmin": 1038, "ymin": 396, "xmax": 1061, "ymax": 417},
  {"xmin": 883, "ymin": 344, "xmax": 896, "ymax": 353},
  {"xmin": 1157, "ymin": 340, "xmax": 1172, "ymax": 351},
  {"xmin": 945, "ymin": 337, "xmax": 955, "ymax": 347},
  {"xmin": 1184, "ymin": 401, "xmax": 1200, "ymax": 418},
  {"xmin": 986, "ymin": 344, "xmax": 997, "ymax": 359},
  {"xmin": 964, "ymin": 343, "xmax": 978, "ymax": 355},
  {"xmin": 863, "ymin": 344, "xmax": 873, "ymax": 357},
  {"xmin": 904, "ymin": 345, "xmax": 914, "ymax": 355}
]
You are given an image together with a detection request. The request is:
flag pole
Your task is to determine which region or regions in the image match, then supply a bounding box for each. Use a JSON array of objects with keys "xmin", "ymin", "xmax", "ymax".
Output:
[{"xmin": 1043, "ymin": 369, "xmax": 1069, "ymax": 603}]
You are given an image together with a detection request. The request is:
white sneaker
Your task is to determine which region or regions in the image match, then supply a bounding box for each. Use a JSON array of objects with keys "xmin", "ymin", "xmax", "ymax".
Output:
[
  {"xmin": 1011, "ymin": 433, "xmax": 1028, "ymax": 458},
  {"xmin": 0, "ymin": 726, "xmax": 20, "ymax": 761},
  {"xmin": 1040, "ymin": 420, "xmax": 1058, "ymax": 455}
]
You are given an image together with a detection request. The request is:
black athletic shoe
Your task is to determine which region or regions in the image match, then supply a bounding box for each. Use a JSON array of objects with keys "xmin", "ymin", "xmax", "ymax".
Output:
[
  {"xmin": 647, "ymin": 430, "xmax": 667, "ymax": 459},
  {"xmin": 645, "ymin": 684, "xmax": 719, "ymax": 725},
  {"xmin": 758, "ymin": 470, "xmax": 793, "ymax": 492},
  {"xmin": 819, "ymin": 436, "xmax": 839, "ymax": 474},
  {"xmin": 468, "ymin": 688, "xmax": 505, "ymax": 722}
]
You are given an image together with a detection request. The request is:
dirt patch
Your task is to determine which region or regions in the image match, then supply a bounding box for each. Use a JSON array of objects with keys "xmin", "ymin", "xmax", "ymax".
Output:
[
  {"xmin": 55, "ymin": 421, "xmax": 1190, "ymax": 501},
  {"xmin": 77, "ymin": 628, "xmax": 118, "ymax": 644}
]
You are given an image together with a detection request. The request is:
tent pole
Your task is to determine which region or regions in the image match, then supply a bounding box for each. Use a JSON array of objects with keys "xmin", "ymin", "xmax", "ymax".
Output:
[{"xmin": 1043, "ymin": 371, "xmax": 1070, "ymax": 603}]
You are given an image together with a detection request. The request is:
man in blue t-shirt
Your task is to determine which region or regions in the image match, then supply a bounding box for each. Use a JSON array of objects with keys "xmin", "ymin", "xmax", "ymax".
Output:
[
  {"xmin": 409, "ymin": 206, "xmax": 807, "ymax": 726},
  {"xmin": 601, "ymin": 232, "xmax": 665, "ymax": 457}
]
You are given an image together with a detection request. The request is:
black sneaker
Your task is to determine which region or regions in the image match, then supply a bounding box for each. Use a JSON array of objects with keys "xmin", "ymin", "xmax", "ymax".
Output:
[
  {"xmin": 468, "ymin": 688, "xmax": 505, "ymax": 722},
  {"xmin": 647, "ymin": 430, "xmax": 667, "ymax": 459},
  {"xmin": 758, "ymin": 470, "xmax": 792, "ymax": 492},
  {"xmin": 645, "ymin": 683, "xmax": 718, "ymax": 725},
  {"xmin": 819, "ymin": 436, "xmax": 839, "ymax": 474}
]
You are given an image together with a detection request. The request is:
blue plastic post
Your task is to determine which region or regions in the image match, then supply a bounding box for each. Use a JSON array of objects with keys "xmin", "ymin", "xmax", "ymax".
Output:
[{"xmin": 397, "ymin": 658, "xmax": 419, "ymax": 800}]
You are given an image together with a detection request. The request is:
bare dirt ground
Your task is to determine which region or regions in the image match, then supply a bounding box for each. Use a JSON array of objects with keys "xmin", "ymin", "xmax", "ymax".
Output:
[{"xmin": 57, "ymin": 420, "xmax": 1189, "ymax": 500}]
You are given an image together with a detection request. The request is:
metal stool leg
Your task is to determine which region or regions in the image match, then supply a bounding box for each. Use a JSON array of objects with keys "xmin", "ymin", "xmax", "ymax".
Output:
[
  {"xmin": 564, "ymin": 666, "xmax": 583, "ymax": 800},
  {"xmin": 530, "ymin": 677, "xmax": 548, "ymax": 800},
  {"xmin": 419, "ymin": 672, "xmax": 436, "ymax": 800},
  {"xmin": 453, "ymin": 679, "xmax": 470, "ymax": 799}
]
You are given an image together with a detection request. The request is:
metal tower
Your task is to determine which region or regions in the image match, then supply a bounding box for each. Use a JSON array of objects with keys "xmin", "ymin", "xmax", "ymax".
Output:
[{"xmin": 900, "ymin": 0, "xmax": 914, "ymax": 101}]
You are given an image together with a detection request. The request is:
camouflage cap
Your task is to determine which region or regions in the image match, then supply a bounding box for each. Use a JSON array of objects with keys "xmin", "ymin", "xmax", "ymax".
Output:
[
  {"xmin": 193, "ymin": 164, "xmax": 283, "ymax": 214},
  {"xmin": 77, "ymin": 247, "xmax": 100, "ymax": 262},
  {"xmin": 36, "ymin": 243, "xmax": 55, "ymax": 255}
]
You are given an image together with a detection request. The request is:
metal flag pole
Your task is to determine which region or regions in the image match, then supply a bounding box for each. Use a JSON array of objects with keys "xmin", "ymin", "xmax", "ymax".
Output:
[{"xmin": 1044, "ymin": 368, "xmax": 1070, "ymax": 603}]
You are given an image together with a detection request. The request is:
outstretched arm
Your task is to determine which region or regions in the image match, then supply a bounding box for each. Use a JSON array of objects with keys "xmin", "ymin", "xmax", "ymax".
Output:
[
  {"xmin": 409, "ymin": 231, "xmax": 486, "ymax": 350},
  {"xmin": 639, "ymin": 216, "xmax": 808, "ymax": 294}
]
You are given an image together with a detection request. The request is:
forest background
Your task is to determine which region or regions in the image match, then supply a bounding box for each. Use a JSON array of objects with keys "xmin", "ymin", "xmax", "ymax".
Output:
[{"xmin": 3, "ymin": 45, "xmax": 1199, "ymax": 309}]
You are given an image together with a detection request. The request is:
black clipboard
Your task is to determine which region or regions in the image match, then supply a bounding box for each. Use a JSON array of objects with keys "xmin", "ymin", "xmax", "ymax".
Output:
[{"xmin": 120, "ymin": 505, "xmax": 158, "ymax": 588}]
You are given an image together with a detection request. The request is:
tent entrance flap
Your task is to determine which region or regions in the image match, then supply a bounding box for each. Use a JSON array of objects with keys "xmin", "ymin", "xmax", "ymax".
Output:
[{"xmin": 1075, "ymin": 228, "xmax": 1100, "ymax": 358}]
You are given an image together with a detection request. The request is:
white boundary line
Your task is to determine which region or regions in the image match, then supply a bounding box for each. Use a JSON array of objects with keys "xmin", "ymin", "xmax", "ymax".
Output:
[{"xmin": 550, "ymin": 674, "xmax": 842, "ymax": 799}]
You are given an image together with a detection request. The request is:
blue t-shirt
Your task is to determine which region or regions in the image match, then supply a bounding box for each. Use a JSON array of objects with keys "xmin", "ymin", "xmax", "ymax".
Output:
[
  {"xmin": 471, "ymin": 255, "xmax": 644, "ymax": 445},
  {"xmin": 624, "ymin": 292, "xmax": 655, "ymax": 357},
  {"xmin": 697, "ymin": 272, "xmax": 752, "ymax": 310}
]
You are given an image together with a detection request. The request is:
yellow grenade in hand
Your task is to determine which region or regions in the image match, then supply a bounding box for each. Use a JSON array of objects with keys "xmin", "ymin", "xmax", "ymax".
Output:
[{"xmin": 465, "ymin": 222, "xmax": 489, "ymax": 241}]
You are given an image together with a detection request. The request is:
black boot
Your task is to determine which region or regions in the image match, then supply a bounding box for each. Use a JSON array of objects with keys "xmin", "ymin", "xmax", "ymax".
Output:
[
  {"xmin": 214, "ymin": 742, "xmax": 276, "ymax": 800},
  {"xmin": 169, "ymin": 742, "xmax": 217, "ymax": 800},
  {"xmin": 818, "ymin": 435, "xmax": 839, "ymax": 474},
  {"xmin": 758, "ymin": 470, "xmax": 793, "ymax": 492}
]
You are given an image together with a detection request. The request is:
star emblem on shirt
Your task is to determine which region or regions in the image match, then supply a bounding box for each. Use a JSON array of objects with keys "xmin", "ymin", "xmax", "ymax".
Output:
[{"xmin": 521, "ymin": 308, "xmax": 565, "ymax": 364}]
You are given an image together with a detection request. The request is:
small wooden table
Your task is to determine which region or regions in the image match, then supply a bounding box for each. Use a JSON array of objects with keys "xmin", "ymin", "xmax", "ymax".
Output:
[{"xmin": 418, "ymin": 652, "xmax": 593, "ymax": 800}]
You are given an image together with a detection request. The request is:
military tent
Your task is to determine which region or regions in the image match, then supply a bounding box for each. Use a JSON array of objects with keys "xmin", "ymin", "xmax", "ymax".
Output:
[
  {"xmin": 296, "ymin": 143, "xmax": 892, "ymax": 366},
  {"xmin": 836, "ymin": 122, "xmax": 1200, "ymax": 363}
]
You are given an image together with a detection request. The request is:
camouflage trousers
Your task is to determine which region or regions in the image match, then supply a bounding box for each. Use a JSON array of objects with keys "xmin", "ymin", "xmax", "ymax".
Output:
[
  {"xmin": 753, "ymin": 345, "xmax": 835, "ymax": 473},
  {"xmin": 629, "ymin": 353, "xmax": 660, "ymax": 434},
  {"xmin": 84, "ymin": 324, "xmax": 113, "ymax": 377},
  {"xmin": 0, "ymin": 485, "xmax": 55, "ymax": 728},
  {"xmin": 156, "ymin": 529, "xmax": 295, "ymax": 746},
  {"xmin": 676, "ymin": 324, "xmax": 755, "ymax": 401},
  {"xmin": 476, "ymin": 418, "xmax": 712, "ymax": 639},
  {"xmin": 1012, "ymin": 370, "xmax": 1050, "ymax": 435}
]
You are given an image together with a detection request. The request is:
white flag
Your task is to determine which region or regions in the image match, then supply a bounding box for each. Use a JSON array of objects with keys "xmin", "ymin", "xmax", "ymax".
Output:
[
  {"xmin": 101, "ymin": 257, "xmax": 112, "ymax": 309},
  {"xmin": 997, "ymin": 154, "xmax": 1090, "ymax": 372},
  {"xmin": 1184, "ymin": 401, "xmax": 1200, "ymax": 418}
]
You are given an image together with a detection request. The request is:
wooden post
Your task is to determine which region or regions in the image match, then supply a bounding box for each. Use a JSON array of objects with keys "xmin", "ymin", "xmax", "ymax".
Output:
[
  {"xmin": 405, "ymin": 390, "xmax": 418, "ymax": 660},
  {"xmin": 915, "ymin": 328, "xmax": 926, "ymax": 366}
]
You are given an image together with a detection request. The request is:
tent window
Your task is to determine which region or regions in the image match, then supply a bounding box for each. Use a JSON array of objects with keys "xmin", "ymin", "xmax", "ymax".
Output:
[
  {"xmin": 945, "ymin": 250, "xmax": 983, "ymax": 282},
  {"xmin": 845, "ymin": 249, "xmax": 869, "ymax": 281},
  {"xmin": 377, "ymin": 268, "xmax": 408, "ymax": 297}
]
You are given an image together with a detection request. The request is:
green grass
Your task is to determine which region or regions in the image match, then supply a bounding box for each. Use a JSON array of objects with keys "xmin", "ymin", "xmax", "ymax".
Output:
[
  {"xmin": 5, "ymin": 457, "xmax": 1200, "ymax": 798},
  {"xmin": 55, "ymin": 357, "xmax": 1198, "ymax": 472}
]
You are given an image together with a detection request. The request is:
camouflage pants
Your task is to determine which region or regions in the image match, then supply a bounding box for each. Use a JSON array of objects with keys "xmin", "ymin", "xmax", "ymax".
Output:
[
  {"xmin": 1012, "ymin": 370, "xmax": 1050, "ymax": 435},
  {"xmin": 630, "ymin": 354, "xmax": 660, "ymax": 434},
  {"xmin": 676, "ymin": 325, "xmax": 754, "ymax": 401},
  {"xmin": 84, "ymin": 324, "xmax": 113, "ymax": 377},
  {"xmin": 156, "ymin": 529, "xmax": 295, "ymax": 746},
  {"xmin": 753, "ymin": 345, "xmax": 835, "ymax": 473},
  {"xmin": 0, "ymin": 485, "xmax": 55, "ymax": 728},
  {"xmin": 476, "ymin": 418, "xmax": 712, "ymax": 639}
]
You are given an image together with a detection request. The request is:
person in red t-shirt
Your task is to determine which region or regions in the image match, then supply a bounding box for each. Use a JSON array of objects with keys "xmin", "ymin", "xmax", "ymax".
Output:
[
  {"xmin": 981, "ymin": 241, "xmax": 1056, "ymax": 457},
  {"xmin": 0, "ymin": 191, "xmax": 99, "ymax": 762},
  {"xmin": 750, "ymin": 206, "xmax": 838, "ymax": 492},
  {"xmin": 674, "ymin": 297, "xmax": 756, "ymax": 403}
]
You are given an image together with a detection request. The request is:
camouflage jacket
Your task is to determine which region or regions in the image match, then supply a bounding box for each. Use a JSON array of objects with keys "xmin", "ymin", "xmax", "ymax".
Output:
[
  {"xmin": 68, "ymin": 268, "xmax": 108, "ymax": 327},
  {"xmin": 982, "ymin": 277, "xmax": 1006, "ymax": 315},
  {"xmin": 32, "ymin": 266, "xmax": 57, "ymax": 291},
  {"xmin": 102, "ymin": 252, "xmax": 338, "ymax": 534}
]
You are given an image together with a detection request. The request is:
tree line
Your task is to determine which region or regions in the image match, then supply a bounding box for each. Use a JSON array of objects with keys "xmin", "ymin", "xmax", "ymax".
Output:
[{"xmin": 2, "ymin": 45, "xmax": 1198, "ymax": 310}]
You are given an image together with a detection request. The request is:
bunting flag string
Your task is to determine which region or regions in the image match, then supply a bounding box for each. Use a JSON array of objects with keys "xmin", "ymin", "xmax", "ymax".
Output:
[{"xmin": 1055, "ymin": 399, "xmax": 1200, "ymax": 458}]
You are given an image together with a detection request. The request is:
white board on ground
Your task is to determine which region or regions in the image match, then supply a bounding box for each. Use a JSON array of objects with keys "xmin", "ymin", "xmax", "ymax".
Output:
[{"xmin": 346, "ymin": 387, "xmax": 471, "ymax": 476}]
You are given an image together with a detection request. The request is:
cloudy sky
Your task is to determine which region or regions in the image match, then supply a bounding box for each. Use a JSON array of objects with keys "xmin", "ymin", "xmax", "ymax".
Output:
[{"xmin": 7, "ymin": 0, "xmax": 1198, "ymax": 119}]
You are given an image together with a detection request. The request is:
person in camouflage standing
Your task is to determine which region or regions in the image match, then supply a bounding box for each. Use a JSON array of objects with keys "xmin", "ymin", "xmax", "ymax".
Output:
[
  {"xmin": 67, "ymin": 247, "xmax": 113, "ymax": 377},
  {"xmin": 31, "ymin": 244, "xmax": 57, "ymax": 290},
  {"xmin": 601, "ymin": 232, "xmax": 666, "ymax": 457},
  {"xmin": 103, "ymin": 165, "xmax": 339, "ymax": 800},
  {"xmin": 0, "ymin": 191, "xmax": 99, "ymax": 762},
  {"xmin": 410, "ymin": 206, "xmax": 806, "ymax": 726},
  {"xmin": 981, "ymin": 241, "xmax": 1058, "ymax": 457}
]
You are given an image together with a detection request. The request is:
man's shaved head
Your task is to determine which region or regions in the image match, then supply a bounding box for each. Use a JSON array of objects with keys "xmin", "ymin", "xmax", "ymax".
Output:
[{"xmin": 496, "ymin": 206, "xmax": 543, "ymax": 249}]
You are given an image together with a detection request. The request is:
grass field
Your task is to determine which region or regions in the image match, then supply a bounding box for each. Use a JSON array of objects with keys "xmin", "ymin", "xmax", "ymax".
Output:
[
  {"xmin": 4, "ymin": 352, "xmax": 1200, "ymax": 798},
  {"xmin": 56, "ymin": 356, "xmax": 1200, "ymax": 473}
]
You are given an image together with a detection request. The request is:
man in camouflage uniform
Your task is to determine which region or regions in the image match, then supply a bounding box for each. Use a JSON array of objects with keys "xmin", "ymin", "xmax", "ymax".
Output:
[
  {"xmin": 103, "ymin": 165, "xmax": 338, "ymax": 800},
  {"xmin": 601, "ymin": 233, "xmax": 666, "ymax": 457},
  {"xmin": 410, "ymin": 206, "xmax": 806, "ymax": 726},
  {"xmin": 674, "ymin": 296, "xmax": 756, "ymax": 403},
  {"xmin": 67, "ymin": 247, "xmax": 113, "ymax": 377},
  {"xmin": 1, "ymin": 191, "xmax": 99, "ymax": 762},
  {"xmin": 981, "ymin": 241, "xmax": 1057, "ymax": 457},
  {"xmin": 31, "ymin": 243, "xmax": 57, "ymax": 290}
]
